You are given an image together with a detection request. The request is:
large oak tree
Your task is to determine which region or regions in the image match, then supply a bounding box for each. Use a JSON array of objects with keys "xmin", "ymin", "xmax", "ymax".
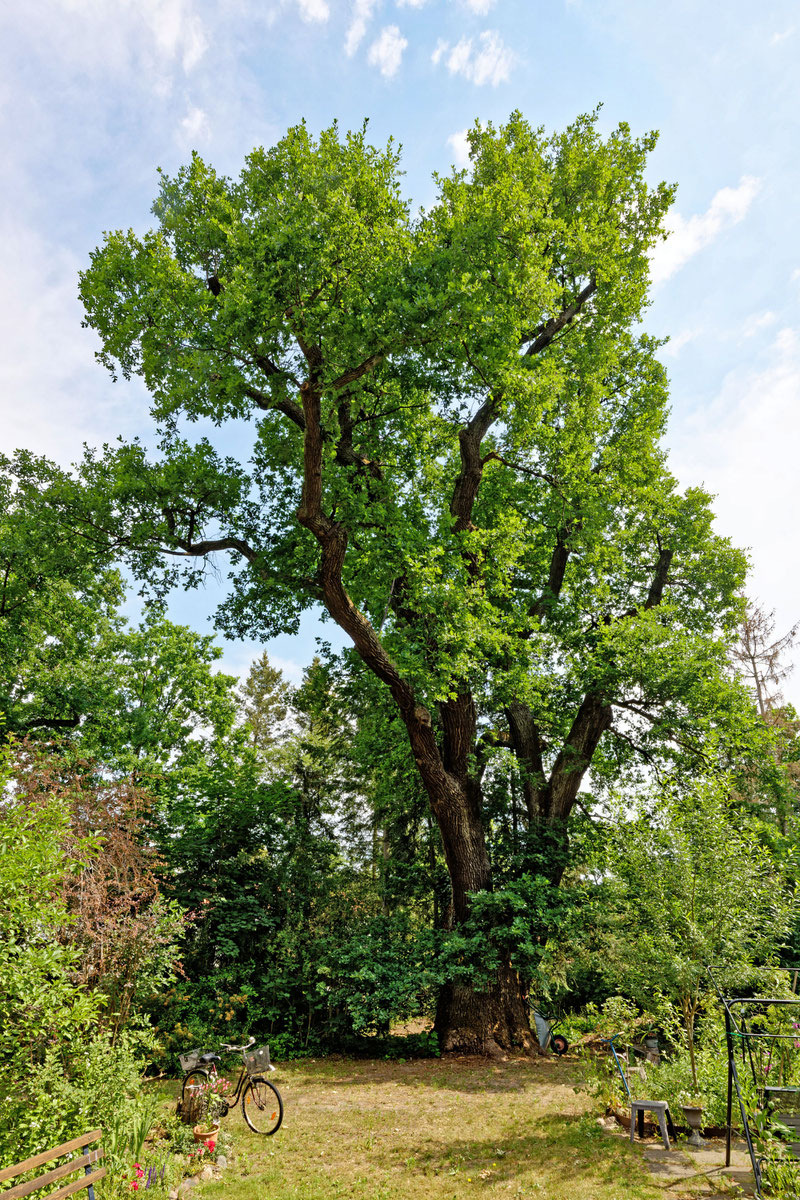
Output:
[{"xmin": 38, "ymin": 112, "xmax": 747, "ymax": 1053}]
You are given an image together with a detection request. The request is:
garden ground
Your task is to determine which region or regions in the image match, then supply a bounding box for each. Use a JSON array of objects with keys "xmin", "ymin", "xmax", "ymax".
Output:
[{"xmin": 171, "ymin": 1054, "xmax": 754, "ymax": 1200}]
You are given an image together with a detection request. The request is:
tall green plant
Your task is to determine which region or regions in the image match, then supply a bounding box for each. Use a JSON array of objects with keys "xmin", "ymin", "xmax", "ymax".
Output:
[{"xmin": 608, "ymin": 782, "xmax": 791, "ymax": 1086}]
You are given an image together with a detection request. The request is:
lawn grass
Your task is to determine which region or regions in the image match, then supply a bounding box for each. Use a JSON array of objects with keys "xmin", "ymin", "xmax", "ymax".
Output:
[{"xmin": 184, "ymin": 1055, "xmax": 710, "ymax": 1200}]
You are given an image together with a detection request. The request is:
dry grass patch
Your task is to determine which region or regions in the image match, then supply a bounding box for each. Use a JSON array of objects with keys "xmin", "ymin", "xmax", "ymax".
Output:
[{"xmin": 186, "ymin": 1054, "xmax": 733, "ymax": 1200}]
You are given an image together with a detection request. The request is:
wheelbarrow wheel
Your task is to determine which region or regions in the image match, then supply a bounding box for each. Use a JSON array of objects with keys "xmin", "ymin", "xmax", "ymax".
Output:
[{"xmin": 551, "ymin": 1034, "xmax": 569, "ymax": 1056}]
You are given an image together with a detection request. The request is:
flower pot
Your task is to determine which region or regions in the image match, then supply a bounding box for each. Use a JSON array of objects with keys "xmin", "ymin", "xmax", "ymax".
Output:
[
  {"xmin": 680, "ymin": 1105, "xmax": 704, "ymax": 1148},
  {"xmin": 643, "ymin": 1036, "xmax": 659, "ymax": 1050},
  {"xmin": 193, "ymin": 1124, "xmax": 220, "ymax": 1142}
]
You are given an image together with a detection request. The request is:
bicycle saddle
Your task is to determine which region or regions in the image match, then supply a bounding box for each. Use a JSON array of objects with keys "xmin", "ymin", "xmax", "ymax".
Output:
[{"xmin": 199, "ymin": 1052, "xmax": 221, "ymax": 1064}]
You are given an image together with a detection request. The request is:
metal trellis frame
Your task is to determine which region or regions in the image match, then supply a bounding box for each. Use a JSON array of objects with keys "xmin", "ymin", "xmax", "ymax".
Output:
[{"xmin": 707, "ymin": 964, "xmax": 800, "ymax": 1199}]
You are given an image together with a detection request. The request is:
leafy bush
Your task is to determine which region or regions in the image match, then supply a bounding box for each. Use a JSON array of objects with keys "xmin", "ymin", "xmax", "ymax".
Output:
[{"xmin": 2, "ymin": 1031, "xmax": 158, "ymax": 1169}]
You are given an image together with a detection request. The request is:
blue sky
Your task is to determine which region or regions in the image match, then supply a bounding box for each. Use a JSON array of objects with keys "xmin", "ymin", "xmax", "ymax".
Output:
[{"xmin": 2, "ymin": 0, "xmax": 799, "ymax": 693}]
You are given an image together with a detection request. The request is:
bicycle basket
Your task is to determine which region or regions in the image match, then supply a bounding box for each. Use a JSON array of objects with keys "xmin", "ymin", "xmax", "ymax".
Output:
[
  {"xmin": 244, "ymin": 1045, "xmax": 271, "ymax": 1075},
  {"xmin": 179, "ymin": 1048, "xmax": 205, "ymax": 1072}
]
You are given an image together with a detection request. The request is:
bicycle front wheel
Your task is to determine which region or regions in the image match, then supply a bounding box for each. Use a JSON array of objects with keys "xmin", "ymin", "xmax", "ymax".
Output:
[
  {"xmin": 242, "ymin": 1077, "xmax": 283, "ymax": 1134},
  {"xmin": 182, "ymin": 1069, "xmax": 211, "ymax": 1123}
]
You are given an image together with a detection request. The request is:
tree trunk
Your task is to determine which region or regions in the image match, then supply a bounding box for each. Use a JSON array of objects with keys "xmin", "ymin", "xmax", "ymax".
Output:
[
  {"xmin": 426, "ymin": 769, "xmax": 537, "ymax": 1056},
  {"xmin": 435, "ymin": 958, "xmax": 535, "ymax": 1056}
]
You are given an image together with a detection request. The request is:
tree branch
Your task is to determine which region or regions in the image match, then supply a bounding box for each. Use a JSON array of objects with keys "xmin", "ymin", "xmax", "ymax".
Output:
[
  {"xmin": 243, "ymin": 385, "xmax": 306, "ymax": 431},
  {"xmin": 522, "ymin": 278, "xmax": 597, "ymax": 357},
  {"xmin": 645, "ymin": 547, "xmax": 674, "ymax": 609},
  {"xmin": 328, "ymin": 353, "xmax": 385, "ymax": 392},
  {"xmin": 450, "ymin": 393, "xmax": 502, "ymax": 534}
]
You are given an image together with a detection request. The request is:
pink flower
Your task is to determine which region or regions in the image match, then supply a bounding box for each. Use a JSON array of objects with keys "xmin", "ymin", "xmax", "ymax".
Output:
[
  {"xmin": 131, "ymin": 1184, "xmax": 139, "ymax": 1192},
  {"xmin": 205, "ymin": 1140, "xmax": 216, "ymax": 1152}
]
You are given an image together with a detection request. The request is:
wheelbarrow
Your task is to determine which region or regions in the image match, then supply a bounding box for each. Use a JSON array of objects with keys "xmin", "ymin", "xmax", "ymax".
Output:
[{"xmin": 533, "ymin": 1009, "xmax": 569, "ymax": 1055}]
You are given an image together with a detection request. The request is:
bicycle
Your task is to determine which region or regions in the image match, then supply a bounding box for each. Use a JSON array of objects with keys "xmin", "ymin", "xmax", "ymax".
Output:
[{"xmin": 179, "ymin": 1036, "xmax": 283, "ymax": 1135}]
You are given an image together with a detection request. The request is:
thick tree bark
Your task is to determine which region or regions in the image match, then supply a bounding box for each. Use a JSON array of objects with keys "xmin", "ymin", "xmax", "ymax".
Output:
[{"xmin": 426, "ymin": 747, "xmax": 537, "ymax": 1055}]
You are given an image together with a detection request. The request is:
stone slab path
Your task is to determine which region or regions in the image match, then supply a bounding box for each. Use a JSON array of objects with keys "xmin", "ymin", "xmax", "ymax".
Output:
[{"xmin": 599, "ymin": 1117, "xmax": 756, "ymax": 1197}]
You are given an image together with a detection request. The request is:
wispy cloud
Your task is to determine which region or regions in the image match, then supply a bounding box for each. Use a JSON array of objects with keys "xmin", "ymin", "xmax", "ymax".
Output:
[
  {"xmin": 178, "ymin": 105, "xmax": 210, "ymax": 146},
  {"xmin": 0, "ymin": 219, "xmax": 143, "ymax": 464},
  {"xmin": 432, "ymin": 29, "xmax": 514, "ymax": 85},
  {"xmin": 296, "ymin": 0, "xmax": 330, "ymax": 21},
  {"xmin": 670, "ymin": 326, "xmax": 800, "ymax": 653},
  {"xmin": 662, "ymin": 327, "xmax": 702, "ymax": 358},
  {"xmin": 447, "ymin": 129, "xmax": 472, "ymax": 167},
  {"xmin": 368, "ymin": 24, "xmax": 408, "ymax": 76},
  {"xmin": 345, "ymin": 0, "xmax": 379, "ymax": 54},
  {"xmin": 459, "ymin": 0, "xmax": 497, "ymax": 12},
  {"xmin": 7, "ymin": 0, "xmax": 211, "ymax": 79},
  {"xmin": 650, "ymin": 176, "xmax": 762, "ymax": 285},
  {"xmin": 743, "ymin": 311, "xmax": 777, "ymax": 338},
  {"xmin": 770, "ymin": 26, "xmax": 794, "ymax": 44}
]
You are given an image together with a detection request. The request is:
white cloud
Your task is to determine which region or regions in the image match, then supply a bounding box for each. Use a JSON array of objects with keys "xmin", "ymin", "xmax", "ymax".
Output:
[
  {"xmin": 345, "ymin": 0, "xmax": 379, "ymax": 55},
  {"xmin": 770, "ymin": 26, "xmax": 794, "ymax": 44},
  {"xmin": 431, "ymin": 38, "xmax": 448, "ymax": 64},
  {"xmin": 33, "ymin": 0, "xmax": 211, "ymax": 77},
  {"xmin": 397, "ymin": 0, "xmax": 428, "ymax": 6},
  {"xmin": 178, "ymin": 105, "xmax": 210, "ymax": 145},
  {"xmin": 743, "ymin": 311, "xmax": 777, "ymax": 337},
  {"xmin": 447, "ymin": 129, "xmax": 471, "ymax": 167},
  {"xmin": 650, "ymin": 176, "xmax": 762, "ymax": 285},
  {"xmin": 459, "ymin": 0, "xmax": 497, "ymax": 12},
  {"xmin": 432, "ymin": 30, "xmax": 514, "ymax": 85},
  {"xmin": 670, "ymin": 326, "xmax": 800, "ymax": 688},
  {"xmin": 146, "ymin": 0, "xmax": 208, "ymax": 69},
  {"xmin": 220, "ymin": 645, "xmax": 306, "ymax": 685},
  {"xmin": 296, "ymin": 0, "xmax": 330, "ymax": 21},
  {"xmin": 662, "ymin": 327, "xmax": 701, "ymax": 358},
  {"xmin": 0, "ymin": 220, "xmax": 143, "ymax": 464},
  {"xmin": 368, "ymin": 24, "xmax": 407, "ymax": 76}
]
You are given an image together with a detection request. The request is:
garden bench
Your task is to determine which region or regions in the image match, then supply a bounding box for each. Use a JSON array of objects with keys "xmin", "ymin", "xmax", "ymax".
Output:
[{"xmin": 0, "ymin": 1129, "xmax": 105, "ymax": 1200}]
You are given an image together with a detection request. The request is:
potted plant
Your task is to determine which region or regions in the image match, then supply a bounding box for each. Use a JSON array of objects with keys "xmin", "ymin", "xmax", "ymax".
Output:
[{"xmin": 678, "ymin": 1093, "xmax": 705, "ymax": 1147}]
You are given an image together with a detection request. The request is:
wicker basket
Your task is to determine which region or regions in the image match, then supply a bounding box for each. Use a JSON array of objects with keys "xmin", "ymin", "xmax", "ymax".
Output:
[
  {"xmin": 244, "ymin": 1045, "xmax": 271, "ymax": 1075},
  {"xmin": 179, "ymin": 1048, "xmax": 205, "ymax": 1072}
]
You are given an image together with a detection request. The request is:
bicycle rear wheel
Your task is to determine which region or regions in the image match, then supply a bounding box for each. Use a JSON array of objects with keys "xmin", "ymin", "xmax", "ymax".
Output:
[
  {"xmin": 181, "ymin": 1069, "xmax": 211, "ymax": 1123},
  {"xmin": 242, "ymin": 1077, "xmax": 283, "ymax": 1134}
]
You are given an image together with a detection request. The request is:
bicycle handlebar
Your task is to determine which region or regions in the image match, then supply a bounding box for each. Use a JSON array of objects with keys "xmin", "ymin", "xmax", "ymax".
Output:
[{"xmin": 220, "ymin": 1036, "xmax": 256, "ymax": 1053}]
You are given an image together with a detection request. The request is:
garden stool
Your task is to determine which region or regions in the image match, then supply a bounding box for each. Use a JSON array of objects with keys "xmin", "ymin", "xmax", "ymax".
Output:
[{"xmin": 629, "ymin": 1099, "xmax": 675, "ymax": 1150}]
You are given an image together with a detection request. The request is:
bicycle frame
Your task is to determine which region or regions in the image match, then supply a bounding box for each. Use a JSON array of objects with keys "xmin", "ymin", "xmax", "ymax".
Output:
[{"xmin": 195, "ymin": 1060, "xmax": 253, "ymax": 1113}]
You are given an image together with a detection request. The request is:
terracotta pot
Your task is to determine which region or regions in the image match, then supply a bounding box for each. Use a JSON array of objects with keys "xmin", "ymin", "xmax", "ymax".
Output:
[{"xmin": 193, "ymin": 1124, "xmax": 220, "ymax": 1142}]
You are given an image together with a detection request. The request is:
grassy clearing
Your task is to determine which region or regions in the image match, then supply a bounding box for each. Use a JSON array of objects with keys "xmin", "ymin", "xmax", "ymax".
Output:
[{"xmin": 177, "ymin": 1055, "xmax": 727, "ymax": 1200}]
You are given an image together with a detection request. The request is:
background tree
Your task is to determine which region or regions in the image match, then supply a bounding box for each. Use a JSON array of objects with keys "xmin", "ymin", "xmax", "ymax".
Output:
[
  {"xmin": 0, "ymin": 451, "xmax": 124, "ymax": 735},
  {"xmin": 239, "ymin": 650, "xmax": 293, "ymax": 756},
  {"xmin": 28, "ymin": 112, "xmax": 749, "ymax": 1053},
  {"xmin": 732, "ymin": 602, "xmax": 798, "ymax": 723},
  {"xmin": 605, "ymin": 781, "xmax": 790, "ymax": 1088}
]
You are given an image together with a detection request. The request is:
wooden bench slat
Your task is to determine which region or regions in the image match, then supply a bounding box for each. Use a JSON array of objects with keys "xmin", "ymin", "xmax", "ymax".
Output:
[
  {"xmin": 1, "ymin": 1150, "xmax": 104, "ymax": 1200},
  {"xmin": 0, "ymin": 1132, "xmax": 102, "ymax": 1184},
  {"xmin": 45, "ymin": 1167, "xmax": 107, "ymax": 1200}
]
